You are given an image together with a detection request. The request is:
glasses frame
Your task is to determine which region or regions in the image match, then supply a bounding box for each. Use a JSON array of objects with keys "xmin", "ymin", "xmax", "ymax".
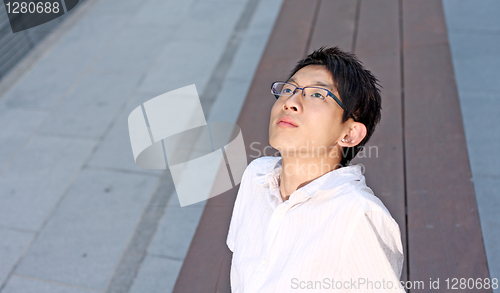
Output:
[{"xmin": 271, "ymin": 81, "xmax": 355, "ymax": 120}]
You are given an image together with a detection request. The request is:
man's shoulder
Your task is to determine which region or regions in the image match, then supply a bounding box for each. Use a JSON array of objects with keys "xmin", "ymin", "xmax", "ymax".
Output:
[
  {"xmin": 246, "ymin": 156, "xmax": 281, "ymax": 175},
  {"xmin": 327, "ymin": 176, "xmax": 396, "ymax": 227},
  {"xmin": 236, "ymin": 156, "xmax": 281, "ymax": 188},
  {"xmin": 352, "ymin": 187, "xmax": 386, "ymax": 212},
  {"xmin": 345, "ymin": 180, "xmax": 401, "ymax": 234}
]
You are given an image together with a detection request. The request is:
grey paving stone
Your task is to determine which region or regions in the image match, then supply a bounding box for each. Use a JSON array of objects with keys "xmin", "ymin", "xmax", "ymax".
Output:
[
  {"xmin": 465, "ymin": 141, "xmax": 500, "ymax": 178},
  {"xmin": 148, "ymin": 205, "xmax": 205, "ymax": 259},
  {"xmin": 166, "ymin": 190, "xmax": 206, "ymax": 209},
  {"xmin": 135, "ymin": 0, "xmax": 255, "ymax": 96},
  {"xmin": 128, "ymin": 255, "xmax": 182, "ymax": 293},
  {"xmin": 444, "ymin": 1, "xmax": 500, "ymax": 287},
  {"xmin": 459, "ymin": 93, "xmax": 500, "ymax": 143},
  {"xmin": 208, "ymin": 0, "xmax": 283, "ymax": 121},
  {"xmin": 209, "ymin": 77, "xmax": 250, "ymax": 124},
  {"xmin": 0, "ymin": 135, "xmax": 96, "ymax": 231},
  {"xmin": 447, "ymin": 33, "xmax": 500, "ymax": 93},
  {"xmin": 132, "ymin": 0, "xmax": 284, "ymax": 287},
  {"xmin": 89, "ymin": 0, "xmax": 145, "ymax": 17},
  {"xmin": 0, "ymin": 0, "xmax": 285, "ymax": 291},
  {"xmin": 221, "ymin": 0, "xmax": 283, "ymax": 82},
  {"xmin": 174, "ymin": 1, "xmax": 246, "ymax": 42},
  {"xmin": 23, "ymin": 16, "xmax": 64, "ymax": 45},
  {"xmin": 472, "ymin": 176, "xmax": 500, "ymax": 285},
  {"xmin": 86, "ymin": 92, "xmax": 163, "ymax": 174},
  {"xmin": 443, "ymin": 0, "xmax": 500, "ymax": 33},
  {"xmin": 251, "ymin": 0, "xmax": 284, "ymax": 29},
  {"xmin": 1, "ymin": 275, "xmax": 97, "ymax": 293},
  {"xmin": 15, "ymin": 168, "xmax": 160, "ymax": 291},
  {"xmin": 3, "ymin": 15, "xmax": 128, "ymax": 110},
  {"xmin": 0, "ymin": 228, "xmax": 35, "ymax": 287},
  {"xmin": 225, "ymin": 29, "xmax": 276, "ymax": 83},
  {"xmin": 37, "ymin": 72, "xmax": 142, "ymax": 139},
  {"xmin": 458, "ymin": 93, "xmax": 500, "ymax": 177},
  {"xmin": 0, "ymin": 107, "xmax": 47, "ymax": 172},
  {"xmin": 90, "ymin": 27, "xmax": 175, "ymax": 74},
  {"xmin": 129, "ymin": 0, "xmax": 283, "ymax": 280},
  {"xmin": 137, "ymin": 39, "xmax": 227, "ymax": 96},
  {"xmin": 130, "ymin": 0, "xmax": 197, "ymax": 29}
]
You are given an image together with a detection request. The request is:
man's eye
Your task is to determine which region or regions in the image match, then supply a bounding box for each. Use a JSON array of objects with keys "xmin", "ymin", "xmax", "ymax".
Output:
[
  {"xmin": 310, "ymin": 92, "xmax": 325, "ymax": 99},
  {"xmin": 282, "ymin": 88, "xmax": 293, "ymax": 94}
]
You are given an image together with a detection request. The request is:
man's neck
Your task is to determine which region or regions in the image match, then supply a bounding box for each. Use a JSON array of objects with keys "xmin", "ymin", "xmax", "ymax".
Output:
[{"xmin": 279, "ymin": 155, "xmax": 341, "ymax": 202}]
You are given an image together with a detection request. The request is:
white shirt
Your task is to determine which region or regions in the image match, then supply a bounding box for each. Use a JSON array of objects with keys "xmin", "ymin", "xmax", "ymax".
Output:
[{"xmin": 227, "ymin": 156, "xmax": 405, "ymax": 292}]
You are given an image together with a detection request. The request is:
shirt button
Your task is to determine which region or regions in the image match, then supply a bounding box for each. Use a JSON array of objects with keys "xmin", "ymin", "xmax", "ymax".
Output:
[{"xmin": 261, "ymin": 259, "xmax": 267, "ymax": 266}]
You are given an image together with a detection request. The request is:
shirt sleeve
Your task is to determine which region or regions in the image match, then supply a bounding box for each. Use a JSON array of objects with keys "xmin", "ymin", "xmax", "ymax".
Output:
[
  {"xmin": 226, "ymin": 158, "xmax": 257, "ymax": 252},
  {"xmin": 342, "ymin": 209, "xmax": 406, "ymax": 293},
  {"xmin": 226, "ymin": 204, "xmax": 237, "ymax": 252},
  {"xmin": 227, "ymin": 159, "xmax": 260, "ymax": 292}
]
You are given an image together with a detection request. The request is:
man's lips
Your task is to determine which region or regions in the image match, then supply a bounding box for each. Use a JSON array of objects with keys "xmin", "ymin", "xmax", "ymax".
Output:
[{"xmin": 277, "ymin": 116, "xmax": 298, "ymax": 127}]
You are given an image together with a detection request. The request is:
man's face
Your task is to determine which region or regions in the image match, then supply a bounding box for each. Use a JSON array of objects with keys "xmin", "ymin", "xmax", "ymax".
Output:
[{"xmin": 269, "ymin": 65, "xmax": 347, "ymax": 159}]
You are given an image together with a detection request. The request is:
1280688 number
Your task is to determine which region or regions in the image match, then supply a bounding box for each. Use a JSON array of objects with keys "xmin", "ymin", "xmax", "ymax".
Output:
[
  {"xmin": 445, "ymin": 278, "xmax": 498, "ymax": 290},
  {"xmin": 5, "ymin": 2, "xmax": 60, "ymax": 13}
]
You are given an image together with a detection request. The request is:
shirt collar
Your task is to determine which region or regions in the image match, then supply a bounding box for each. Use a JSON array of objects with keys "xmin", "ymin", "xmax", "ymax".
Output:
[{"xmin": 253, "ymin": 157, "xmax": 364, "ymax": 201}]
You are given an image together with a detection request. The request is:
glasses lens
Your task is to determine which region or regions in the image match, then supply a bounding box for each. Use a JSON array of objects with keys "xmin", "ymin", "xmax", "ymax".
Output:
[
  {"xmin": 272, "ymin": 82, "xmax": 295, "ymax": 96},
  {"xmin": 303, "ymin": 87, "xmax": 329, "ymax": 101}
]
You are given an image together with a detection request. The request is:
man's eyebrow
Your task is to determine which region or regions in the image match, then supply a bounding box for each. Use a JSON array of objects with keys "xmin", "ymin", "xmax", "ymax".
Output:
[
  {"xmin": 286, "ymin": 78, "xmax": 333, "ymax": 89},
  {"xmin": 311, "ymin": 81, "xmax": 334, "ymax": 90}
]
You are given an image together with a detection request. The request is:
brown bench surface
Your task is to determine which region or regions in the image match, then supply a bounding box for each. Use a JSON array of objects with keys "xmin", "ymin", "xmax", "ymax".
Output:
[{"xmin": 173, "ymin": 0, "xmax": 490, "ymax": 292}]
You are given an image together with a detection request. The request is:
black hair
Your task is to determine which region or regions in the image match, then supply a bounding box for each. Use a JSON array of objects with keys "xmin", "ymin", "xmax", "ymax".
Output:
[{"xmin": 288, "ymin": 46, "xmax": 382, "ymax": 166}]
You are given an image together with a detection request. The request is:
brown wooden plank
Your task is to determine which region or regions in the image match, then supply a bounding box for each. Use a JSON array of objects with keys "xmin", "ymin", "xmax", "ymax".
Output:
[
  {"xmin": 173, "ymin": 0, "xmax": 319, "ymax": 291},
  {"xmin": 176, "ymin": 0, "xmax": 492, "ymax": 291},
  {"xmin": 403, "ymin": 0, "xmax": 491, "ymax": 289},
  {"xmin": 308, "ymin": 0, "xmax": 408, "ymax": 282},
  {"xmin": 350, "ymin": 0, "xmax": 408, "ymax": 282},
  {"xmin": 307, "ymin": 0, "xmax": 358, "ymax": 53}
]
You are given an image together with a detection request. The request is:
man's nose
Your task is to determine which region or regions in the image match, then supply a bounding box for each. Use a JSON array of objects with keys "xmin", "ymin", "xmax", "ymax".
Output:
[{"xmin": 283, "ymin": 90, "xmax": 302, "ymax": 112}]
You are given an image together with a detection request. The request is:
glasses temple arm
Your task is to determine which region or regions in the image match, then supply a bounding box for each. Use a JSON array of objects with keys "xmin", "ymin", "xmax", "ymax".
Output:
[{"xmin": 328, "ymin": 92, "xmax": 356, "ymax": 120}]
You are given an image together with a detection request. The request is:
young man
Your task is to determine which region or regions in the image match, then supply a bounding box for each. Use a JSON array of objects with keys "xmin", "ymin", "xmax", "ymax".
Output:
[{"xmin": 227, "ymin": 47, "xmax": 405, "ymax": 292}]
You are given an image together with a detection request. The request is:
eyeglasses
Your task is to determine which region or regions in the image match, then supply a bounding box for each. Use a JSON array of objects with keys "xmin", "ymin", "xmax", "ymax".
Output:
[{"xmin": 271, "ymin": 82, "xmax": 354, "ymax": 119}]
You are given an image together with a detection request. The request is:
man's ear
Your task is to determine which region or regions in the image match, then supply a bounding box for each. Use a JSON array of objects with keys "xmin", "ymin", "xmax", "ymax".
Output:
[{"xmin": 338, "ymin": 122, "xmax": 367, "ymax": 147}]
